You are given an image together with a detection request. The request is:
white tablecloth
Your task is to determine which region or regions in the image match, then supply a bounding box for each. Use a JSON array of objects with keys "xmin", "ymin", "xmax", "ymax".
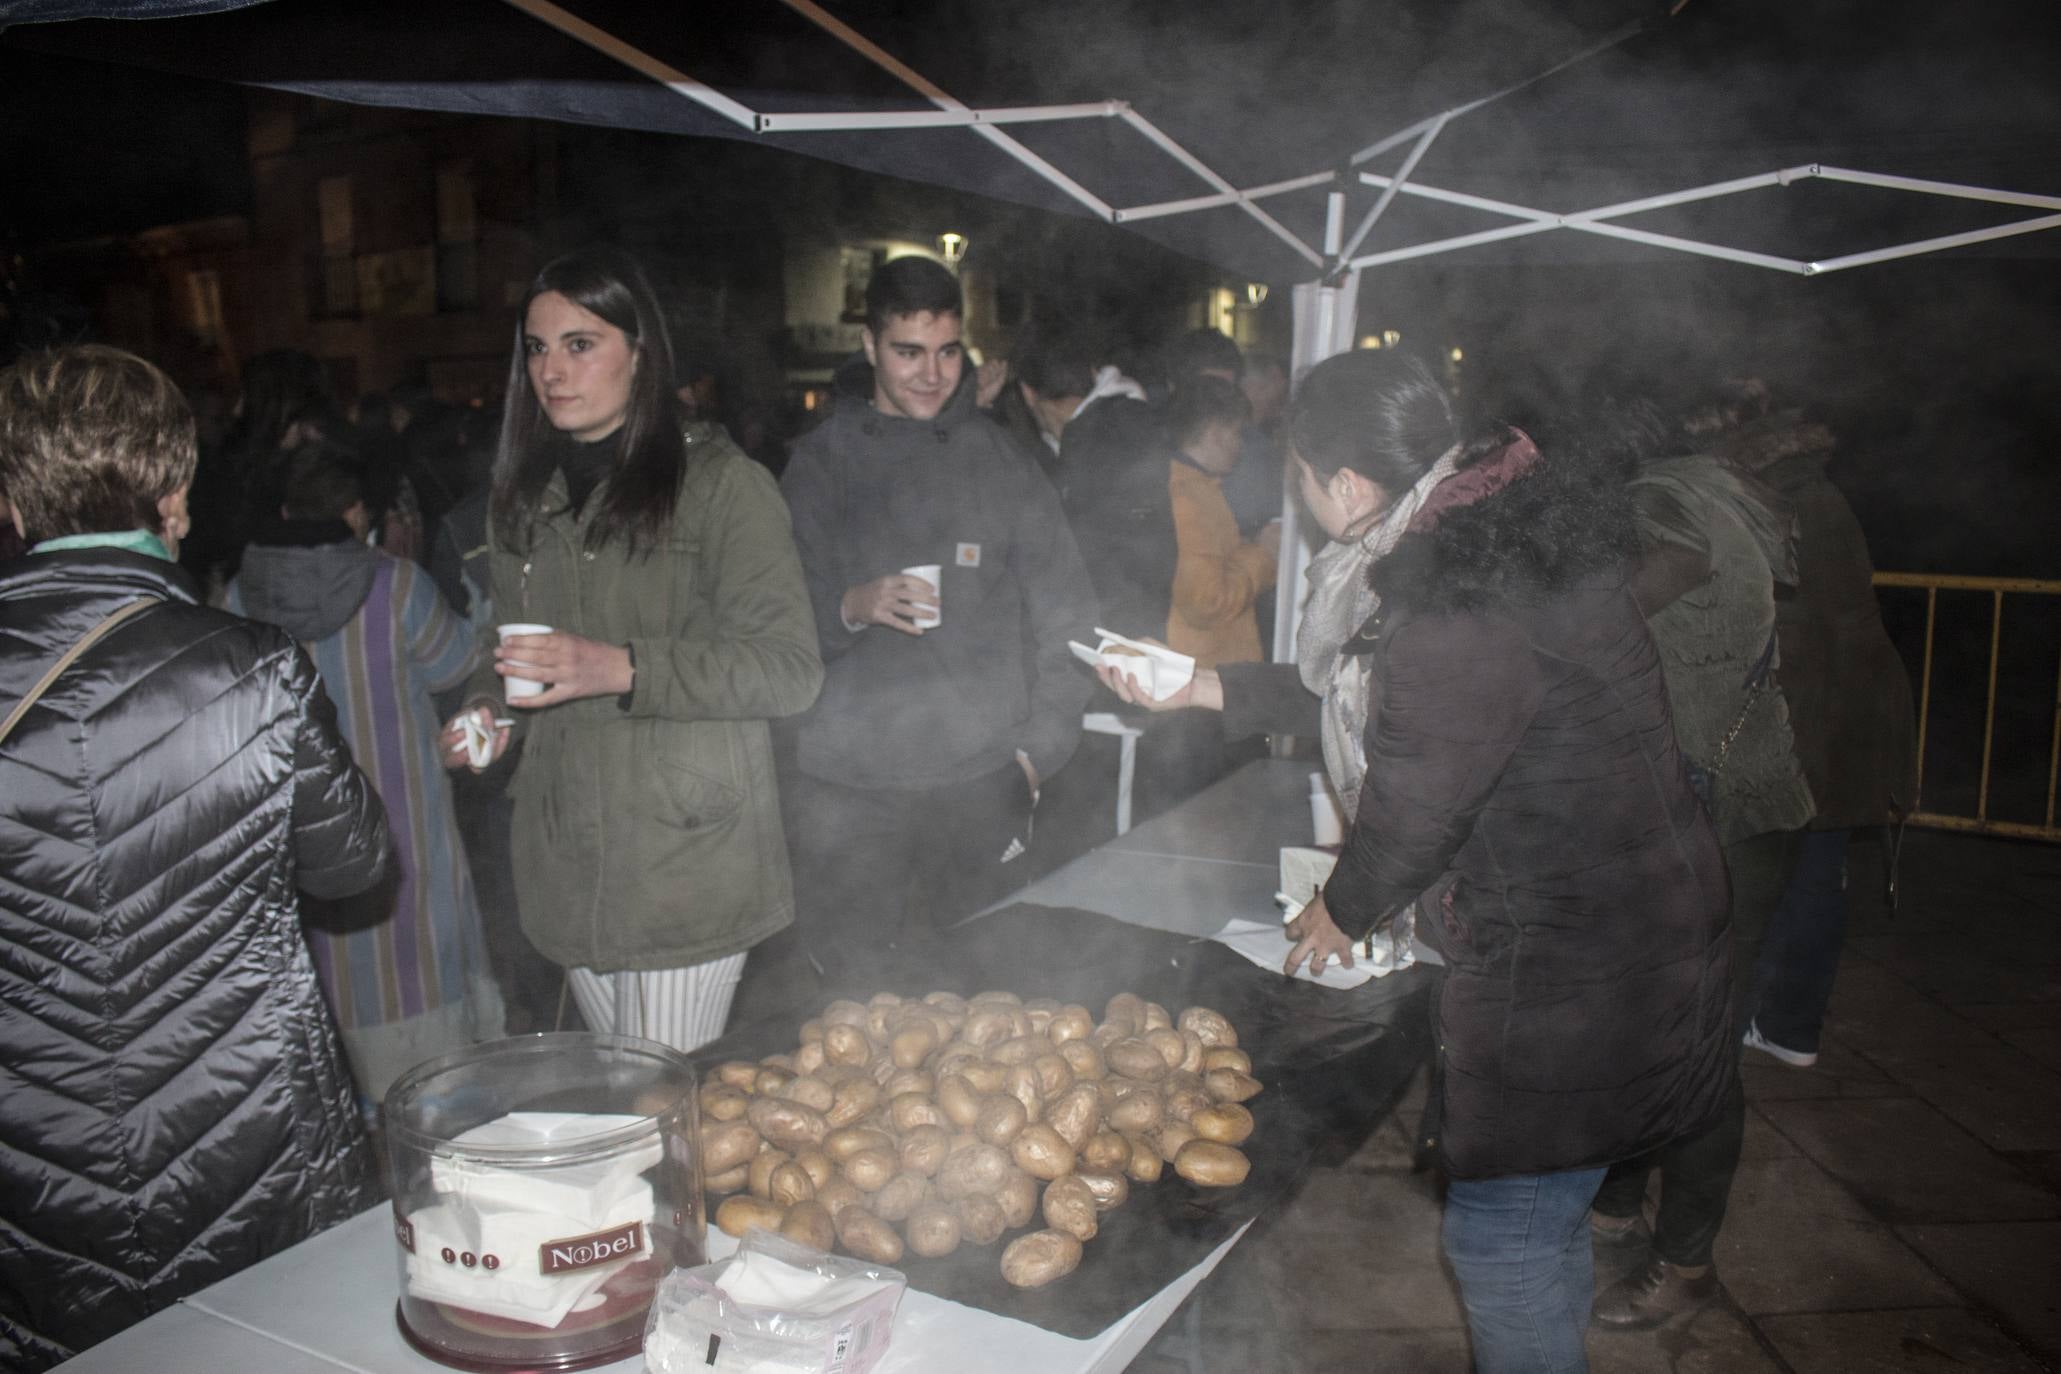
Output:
[{"xmin": 58, "ymin": 1205, "xmax": 1245, "ymax": 1374}]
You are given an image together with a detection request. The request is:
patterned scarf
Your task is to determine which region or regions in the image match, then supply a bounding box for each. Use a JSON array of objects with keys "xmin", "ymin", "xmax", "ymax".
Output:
[{"xmin": 1294, "ymin": 443, "xmax": 1462, "ymax": 819}]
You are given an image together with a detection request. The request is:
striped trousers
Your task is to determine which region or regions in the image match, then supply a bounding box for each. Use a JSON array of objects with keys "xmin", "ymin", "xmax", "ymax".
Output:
[{"xmin": 564, "ymin": 952, "xmax": 746, "ymax": 1054}]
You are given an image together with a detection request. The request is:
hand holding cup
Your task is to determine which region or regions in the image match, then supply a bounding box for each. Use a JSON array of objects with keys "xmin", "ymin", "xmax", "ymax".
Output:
[
  {"xmin": 496, "ymin": 623, "xmax": 553, "ymax": 700},
  {"xmin": 842, "ymin": 571, "xmax": 940, "ymax": 636},
  {"xmin": 901, "ymin": 565, "xmax": 942, "ymax": 629},
  {"xmin": 494, "ymin": 624, "xmax": 634, "ymax": 707}
]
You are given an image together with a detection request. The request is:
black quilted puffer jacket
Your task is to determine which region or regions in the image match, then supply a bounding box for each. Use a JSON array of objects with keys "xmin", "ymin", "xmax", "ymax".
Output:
[{"xmin": 1, "ymin": 549, "xmax": 390, "ymax": 1370}]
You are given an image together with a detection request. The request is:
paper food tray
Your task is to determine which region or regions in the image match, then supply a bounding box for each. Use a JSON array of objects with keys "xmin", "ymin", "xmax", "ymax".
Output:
[{"xmin": 1066, "ymin": 627, "xmax": 1195, "ymax": 702}]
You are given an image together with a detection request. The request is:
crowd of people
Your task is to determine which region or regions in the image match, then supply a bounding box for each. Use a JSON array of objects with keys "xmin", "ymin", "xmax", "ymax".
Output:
[{"xmin": 0, "ymin": 244, "xmax": 1914, "ymax": 1373}]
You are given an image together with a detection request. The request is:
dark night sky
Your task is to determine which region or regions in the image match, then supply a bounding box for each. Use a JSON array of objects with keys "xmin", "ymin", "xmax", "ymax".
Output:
[
  {"xmin": 3, "ymin": 0, "xmax": 2058, "ymax": 575},
  {"xmin": 0, "ymin": 46, "xmax": 250, "ymax": 247},
  {"xmin": 6, "ymin": 0, "xmax": 2061, "ymax": 264}
]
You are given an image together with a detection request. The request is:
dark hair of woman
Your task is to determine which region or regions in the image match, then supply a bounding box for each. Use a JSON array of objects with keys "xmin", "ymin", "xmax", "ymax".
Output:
[
  {"xmin": 278, "ymin": 441, "xmax": 367, "ymax": 524},
  {"xmin": 226, "ymin": 350, "xmax": 334, "ymax": 457},
  {"xmin": 492, "ymin": 246, "xmax": 686, "ymax": 556},
  {"xmin": 1373, "ymin": 417, "xmax": 1641, "ymax": 612},
  {"xmin": 1288, "ymin": 349, "xmax": 1457, "ymax": 491}
]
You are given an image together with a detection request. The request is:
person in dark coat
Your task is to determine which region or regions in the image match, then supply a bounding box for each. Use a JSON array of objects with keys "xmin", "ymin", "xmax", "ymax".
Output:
[
  {"xmin": 0, "ymin": 346, "xmax": 391, "ymax": 1370},
  {"xmin": 1716, "ymin": 402, "xmax": 1918, "ymax": 1062},
  {"xmin": 1585, "ymin": 394, "xmax": 1811, "ymax": 1327},
  {"xmin": 1099, "ymin": 350, "xmax": 1730, "ymax": 1374},
  {"xmin": 1017, "ymin": 321, "xmax": 1169, "ymax": 642},
  {"xmin": 780, "ymin": 258, "xmax": 1097, "ymax": 987}
]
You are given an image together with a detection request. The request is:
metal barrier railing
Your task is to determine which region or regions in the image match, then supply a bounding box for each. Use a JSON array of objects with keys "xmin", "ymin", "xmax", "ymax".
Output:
[{"xmin": 1874, "ymin": 572, "xmax": 2061, "ymax": 842}]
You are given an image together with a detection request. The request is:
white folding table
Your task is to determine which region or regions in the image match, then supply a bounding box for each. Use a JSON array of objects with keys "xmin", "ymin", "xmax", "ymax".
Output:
[{"xmin": 56, "ymin": 758, "xmax": 1337, "ymax": 1374}]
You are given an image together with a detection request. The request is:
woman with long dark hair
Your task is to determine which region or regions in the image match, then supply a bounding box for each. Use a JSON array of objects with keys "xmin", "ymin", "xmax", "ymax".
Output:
[
  {"xmin": 1101, "ymin": 350, "xmax": 1731, "ymax": 1372},
  {"xmin": 441, "ymin": 246, "xmax": 822, "ymax": 1052}
]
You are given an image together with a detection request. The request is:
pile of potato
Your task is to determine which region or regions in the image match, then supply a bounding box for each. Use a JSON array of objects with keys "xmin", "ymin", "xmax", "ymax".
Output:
[{"xmin": 698, "ymin": 989, "xmax": 1263, "ymax": 1289}]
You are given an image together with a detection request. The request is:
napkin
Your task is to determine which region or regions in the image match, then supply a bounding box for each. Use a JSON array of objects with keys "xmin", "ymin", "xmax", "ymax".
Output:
[
  {"xmin": 459, "ymin": 710, "xmax": 510, "ymax": 769},
  {"xmin": 1207, "ymin": 845, "xmax": 1413, "ymax": 987},
  {"xmin": 716, "ymin": 1250, "xmax": 897, "ymax": 1318},
  {"xmin": 1212, "ymin": 918, "xmax": 1383, "ymax": 989},
  {"xmin": 405, "ymin": 1110, "xmax": 664, "ymax": 1326},
  {"xmin": 644, "ymin": 1232, "xmax": 905, "ymax": 1374},
  {"xmin": 405, "ymin": 1188, "xmax": 651, "ymax": 1327},
  {"xmin": 431, "ymin": 1111, "xmax": 662, "ymax": 1218}
]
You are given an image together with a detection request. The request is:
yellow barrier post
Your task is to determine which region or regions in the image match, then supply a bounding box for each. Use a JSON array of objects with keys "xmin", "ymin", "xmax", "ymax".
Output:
[{"xmin": 1873, "ymin": 572, "xmax": 2061, "ymax": 843}]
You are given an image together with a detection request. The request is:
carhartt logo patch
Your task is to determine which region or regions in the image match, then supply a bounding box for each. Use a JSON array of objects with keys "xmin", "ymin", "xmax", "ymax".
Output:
[{"xmin": 955, "ymin": 543, "xmax": 981, "ymax": 568}]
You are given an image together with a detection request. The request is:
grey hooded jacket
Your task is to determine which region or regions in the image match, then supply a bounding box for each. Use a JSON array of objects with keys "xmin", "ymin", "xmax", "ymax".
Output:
[{"xmin": 781, "ymin": 359, "xmax": 1098, "ymax": 790}]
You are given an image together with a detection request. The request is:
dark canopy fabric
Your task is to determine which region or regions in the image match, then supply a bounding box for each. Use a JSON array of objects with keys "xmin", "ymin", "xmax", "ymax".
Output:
[{"xmin": 5, "ymin": 0, "xmax": 2060, "ymax": 280}]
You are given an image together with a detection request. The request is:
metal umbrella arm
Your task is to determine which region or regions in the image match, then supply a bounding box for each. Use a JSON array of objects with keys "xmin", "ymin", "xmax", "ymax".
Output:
[{"xmin": 1347, "ymin": 165, "xmax": 2061, "ymax": 276}]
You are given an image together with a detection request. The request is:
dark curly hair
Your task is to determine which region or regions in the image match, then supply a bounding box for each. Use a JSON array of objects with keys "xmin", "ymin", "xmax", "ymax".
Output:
[{"xmin": 1373, "ymin": 424, "xmax": 1639, "ymax": 613}]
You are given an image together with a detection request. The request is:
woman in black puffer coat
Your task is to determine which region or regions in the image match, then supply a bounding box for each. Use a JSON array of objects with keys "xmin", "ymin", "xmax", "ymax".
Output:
[{"xmin": 0, "ymin": 347, "xmax": 391, "ymax": 1371}]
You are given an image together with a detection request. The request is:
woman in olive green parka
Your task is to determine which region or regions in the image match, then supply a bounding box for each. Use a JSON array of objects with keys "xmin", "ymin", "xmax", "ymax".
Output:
[{"xmin": 443, "ymin": 247, "xmax": 821, "ymax": 1052}]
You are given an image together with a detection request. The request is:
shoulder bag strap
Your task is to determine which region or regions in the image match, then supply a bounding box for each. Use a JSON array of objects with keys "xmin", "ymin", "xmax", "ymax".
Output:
[
  {"xmin": 0, "ymin": 596, "xmax": 163, "ymax": 748},
  {"xmin": 1710, "ymin": 629, "xmax": 1782, "ymax": 774}
]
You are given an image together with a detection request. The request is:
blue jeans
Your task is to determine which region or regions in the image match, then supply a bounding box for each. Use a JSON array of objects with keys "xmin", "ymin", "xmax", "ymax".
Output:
[
  {"xmin": 1443, "ymin": 1166, "xmax": 1608, "ymax": 1374},
  {"xmin": 1750, "ymin": 828, "xmax": 1851, "ymax": 1054}
]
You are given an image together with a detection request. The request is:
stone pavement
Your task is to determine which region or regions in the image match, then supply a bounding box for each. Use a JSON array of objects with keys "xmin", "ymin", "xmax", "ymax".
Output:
[{"xmin": 1129, "ymin": 829, "xmax": 2061, "ymax": 1372}]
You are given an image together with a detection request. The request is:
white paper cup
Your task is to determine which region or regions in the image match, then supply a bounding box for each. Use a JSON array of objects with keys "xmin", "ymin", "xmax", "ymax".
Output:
[
  {"xmin": 497, "ymin": 623, "xmax": 552, "ymax": 700},
  {"xmin": 1310, "ymin": 772, "xmax": 1345, "ymax": 847},
  {"xmin": 902, "ymin": 565, "xmax": 942, "ymax": 629}
]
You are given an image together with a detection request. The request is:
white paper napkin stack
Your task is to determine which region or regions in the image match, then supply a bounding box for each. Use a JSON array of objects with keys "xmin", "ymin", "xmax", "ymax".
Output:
[{"xmin": 406, "ymin": 1111, "xmax": 663, "ymax": 1327}]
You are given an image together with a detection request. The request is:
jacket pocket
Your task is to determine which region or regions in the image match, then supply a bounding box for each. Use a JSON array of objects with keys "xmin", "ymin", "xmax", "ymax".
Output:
[{"xmin": 653, "ymin": 747, "xmax": 744, "ymax": 831}]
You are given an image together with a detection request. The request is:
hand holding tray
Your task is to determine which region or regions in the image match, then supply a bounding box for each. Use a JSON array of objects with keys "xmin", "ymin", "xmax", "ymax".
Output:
[{"xmin": 1067, "ymin": 627, "xmax": 1196, "ymax": 703}]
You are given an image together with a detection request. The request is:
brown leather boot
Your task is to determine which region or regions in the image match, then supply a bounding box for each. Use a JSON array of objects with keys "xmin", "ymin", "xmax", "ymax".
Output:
[{"xmin": 1590, "ymin": 1255, "xmax": 1719, "ymax": 1329}]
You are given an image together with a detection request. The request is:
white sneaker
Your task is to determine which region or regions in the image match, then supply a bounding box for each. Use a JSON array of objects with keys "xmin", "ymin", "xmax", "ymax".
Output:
[{"xmin": 1743, "ymin": 1020, "xmax": 1818, "ymax": 1068}]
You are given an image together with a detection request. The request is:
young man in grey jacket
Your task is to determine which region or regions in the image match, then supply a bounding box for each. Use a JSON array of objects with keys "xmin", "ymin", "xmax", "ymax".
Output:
[{"xmin": 780, "ymin": 257, "xmax": 1098, "ymax": 984}]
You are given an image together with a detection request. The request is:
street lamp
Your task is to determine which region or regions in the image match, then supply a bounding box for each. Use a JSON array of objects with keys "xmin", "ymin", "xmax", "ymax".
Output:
[{"xmin": 937, "ymin": 232, "xmax": 968, "ymax": 268}]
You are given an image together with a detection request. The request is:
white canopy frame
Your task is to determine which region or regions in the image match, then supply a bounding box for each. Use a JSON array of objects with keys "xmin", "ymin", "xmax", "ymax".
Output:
[
  {"xmin": 501, "ymin": 0, "xmax": 2061, "ymax": 320},
  {"xmin": 509, "ymin": 0, "xmax": 2061, "ymax": 285},
  {"xmin": 498, "ymin": 0, "xmax": 2061, "ymax": 664}
]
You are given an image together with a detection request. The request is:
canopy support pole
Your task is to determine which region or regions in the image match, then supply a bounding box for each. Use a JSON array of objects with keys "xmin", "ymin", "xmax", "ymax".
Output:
[
  {"xmin": 1338, "ymin": 114, "xmax": 1449, "ymax": 263},
  {"xmin": 1272, "ymin": 190, "xmax": 1360, "ymax": 665}
]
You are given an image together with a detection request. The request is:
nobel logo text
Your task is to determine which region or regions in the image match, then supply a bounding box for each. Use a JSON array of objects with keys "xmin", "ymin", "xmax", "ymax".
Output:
[{"xmin": 539, "ymin": 1220, "xmax": 646, "ymax": 1275}]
